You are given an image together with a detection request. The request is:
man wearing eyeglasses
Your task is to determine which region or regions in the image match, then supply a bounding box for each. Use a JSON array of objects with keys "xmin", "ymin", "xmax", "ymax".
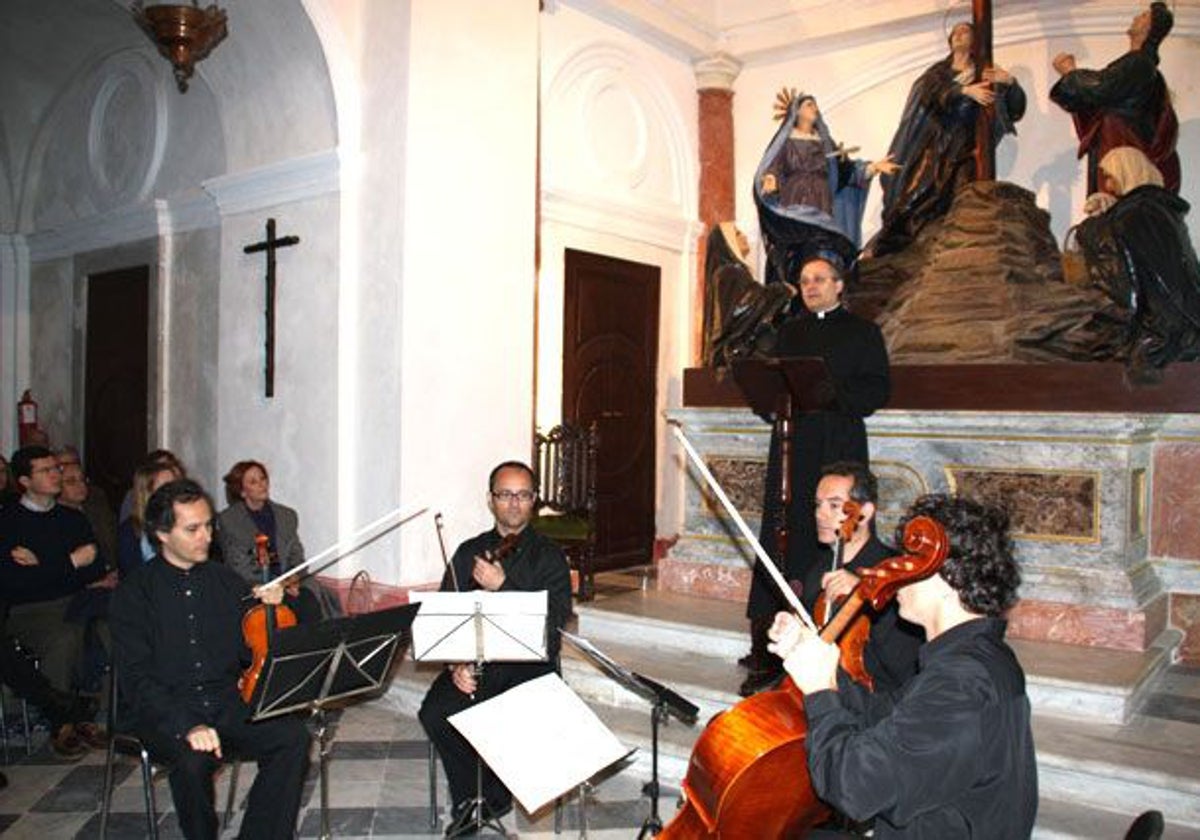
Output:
[
  {"xmin": 0, "ymin": 446, "xmax": 107, "ymax": 756},
  {"xmin": 419, "ymin": 460, "xmax": 572, "ymax": 835}
]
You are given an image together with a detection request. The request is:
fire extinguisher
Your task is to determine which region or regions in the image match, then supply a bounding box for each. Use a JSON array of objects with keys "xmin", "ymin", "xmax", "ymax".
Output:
[{"xmin": 18, "ymin": 389, "xmax": 38, "ymax": 446}]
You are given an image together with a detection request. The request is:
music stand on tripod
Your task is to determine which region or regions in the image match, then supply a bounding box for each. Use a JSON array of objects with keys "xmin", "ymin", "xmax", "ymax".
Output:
[
  {"xmin": 246, "ymin": 603, "xmax": 419, "ymax": 840},
  {"xmin": 410, "ymin": 589, "xmax": 549, "ymax": 837},
  {"xmin": 728, "ymin": 356, "xmax": 835, "ymax": 565},
  {"xmin": 559, "ymin": 629, "xmax": 698, "ymax": 838}
]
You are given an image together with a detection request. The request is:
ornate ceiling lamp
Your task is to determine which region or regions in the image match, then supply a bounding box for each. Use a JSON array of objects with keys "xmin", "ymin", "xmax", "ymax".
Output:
[{"xmin": 131, "ymin": 1, "xmax": 228, "ymax": 93}]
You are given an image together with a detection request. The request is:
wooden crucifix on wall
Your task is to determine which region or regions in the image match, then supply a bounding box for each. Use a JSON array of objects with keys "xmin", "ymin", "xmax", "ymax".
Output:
[{"xmin": 243, "ymin": 218, "xmax": 300, "ymax": 398}]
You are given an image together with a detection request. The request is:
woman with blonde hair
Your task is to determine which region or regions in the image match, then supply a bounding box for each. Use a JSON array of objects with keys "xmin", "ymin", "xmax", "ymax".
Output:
[{"xmin": 115, "ymin": 459, "xmax": 182, "ymax": 577}]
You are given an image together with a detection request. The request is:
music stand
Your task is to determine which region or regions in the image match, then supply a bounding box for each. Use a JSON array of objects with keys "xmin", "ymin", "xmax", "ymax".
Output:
[
  {"xmin": 410, "ymin": 590, "xmax": 548, "ymax": 837},
  {"xmin": 450, "ymin": 673, "xmax": 633, "ymax": 839},
  {"xmin": 247, "ymin": 603, "xmax": 419, "ymax": 840},
  {"xmin": 729, "ymin": 356, "xmax": 834, "ymax": 564},
  {"xmin": 559, "ymin": 629, "xmax": 698, "ymax": 838}
]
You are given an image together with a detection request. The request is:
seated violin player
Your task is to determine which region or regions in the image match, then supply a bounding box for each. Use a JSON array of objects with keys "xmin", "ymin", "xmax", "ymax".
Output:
[
  {"xmin": 769, "ymin": 494, "xmax": 1037, "ymax": 839},
  {"xmin": 804, "ymin": 461, "xmax": 924, "ymax": 694},
  {"xmin": 741, "ymin": 461, "xmax": 922, "ymax": 698},
  {"xmin": 110, "ymin": 479, "xmax": 310, "ymax": 840}
]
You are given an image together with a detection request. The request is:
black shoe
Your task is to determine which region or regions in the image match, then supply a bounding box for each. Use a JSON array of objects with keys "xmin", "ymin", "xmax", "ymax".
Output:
[
  {"xmin": 0, "ymin": 771, "xmax": 7, "ymax": 791},
  {"xmin": 738, "ymin": 667, "xmax": 783, "ymax": 698}
]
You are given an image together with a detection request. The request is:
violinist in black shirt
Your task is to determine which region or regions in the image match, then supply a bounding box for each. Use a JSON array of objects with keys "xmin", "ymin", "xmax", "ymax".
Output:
[
  {"xmin": 803, "ymin": 461, "xmax": 923, "ymax": 695},
  {"xmin": 770, "ymin": 494, "xmax": 1037, "ymax": 839},
  {"xmin": 109, "ymin": 479, "xmax": 310, "ymax": 840}
]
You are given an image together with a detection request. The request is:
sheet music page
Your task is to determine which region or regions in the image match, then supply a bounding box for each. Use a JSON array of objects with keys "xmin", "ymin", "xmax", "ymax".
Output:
[{"xmin": 448, "ymin": 673, "xmax": 632, "ymax": 813}]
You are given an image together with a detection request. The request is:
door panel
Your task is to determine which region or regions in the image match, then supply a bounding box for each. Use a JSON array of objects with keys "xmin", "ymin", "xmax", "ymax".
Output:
[{"xmin": 562, "ymin": 249, "xmax": 659, "ymax": 569}]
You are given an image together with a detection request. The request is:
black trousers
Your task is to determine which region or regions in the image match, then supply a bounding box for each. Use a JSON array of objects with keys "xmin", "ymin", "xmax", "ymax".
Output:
[
  {"xmin": 138, "ymin": 702, "xmax": 310, "ymax": 840},
  {"xmin": 0, "ymin": 620, "xmax": 78, "ymax": 731},
  {"xmin": 419, "ymin": 661, "xmax": 555, "ymax": 810}
]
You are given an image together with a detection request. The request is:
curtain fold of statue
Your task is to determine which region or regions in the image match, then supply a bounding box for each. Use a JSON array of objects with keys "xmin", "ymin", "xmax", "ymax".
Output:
[
  {"xmin": 1049, "ymin": 2, "xmax": 1180, "ymax": 196},
  {"xmin": 1077, "ymin": 147, "xmax": 1200, "ymax": 372},
  {"xmin": 867, "ymin": 23, "xmax": 1025, "ymax": 259},
  {"xmin": 702, "ymin": 223, "xmax": 794, "ymax": 368}
]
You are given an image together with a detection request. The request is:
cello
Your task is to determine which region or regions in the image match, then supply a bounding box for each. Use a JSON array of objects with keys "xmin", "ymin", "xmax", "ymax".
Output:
[{"xmin": 662, "ymin": 424, "xmax": 948, "ymax": 839}]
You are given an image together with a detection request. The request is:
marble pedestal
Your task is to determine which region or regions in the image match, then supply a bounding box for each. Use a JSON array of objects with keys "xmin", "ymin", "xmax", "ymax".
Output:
[{"xmin": 664, "ymin": 407, "xmax": 1200, "ymax": 655}]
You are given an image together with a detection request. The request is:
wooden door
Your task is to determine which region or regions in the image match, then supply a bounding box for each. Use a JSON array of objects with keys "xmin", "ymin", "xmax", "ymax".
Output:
[
  {"xmin": 85, "ymin": 266, "xmax": 149, "ymax": 514},
  {"xmin": 562, "ymin": 249, "xmax": 659, "ymax": 569}
]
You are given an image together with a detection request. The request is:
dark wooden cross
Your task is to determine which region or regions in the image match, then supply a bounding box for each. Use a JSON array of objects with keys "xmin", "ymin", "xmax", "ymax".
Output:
[
  {"xmin": 972, "ymin": 0, "xmax": 996, "ymax": 181},
  {"xmin": 243, "ymin": 218, "xmax": 300, "ymax": 398}
]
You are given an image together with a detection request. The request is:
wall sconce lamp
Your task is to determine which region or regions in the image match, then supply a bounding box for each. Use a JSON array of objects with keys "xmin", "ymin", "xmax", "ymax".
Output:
[{"xmin": 131, "ymin": 1, "xmax": 228, "ymax": 93}]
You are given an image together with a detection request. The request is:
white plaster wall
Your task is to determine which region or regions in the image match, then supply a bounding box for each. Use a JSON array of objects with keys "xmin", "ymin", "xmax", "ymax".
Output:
[
  {"xmin": 25, "ymin": 50, "xmax": 225, "ymax": 234},
  {"xmin": 162, "ymin": 227, "xmax": 221, "ymax": 484},
  {"xmin": 28, "ymin": 258, "xmax": 74, "ymax": 443},
  {"xmin": 732, "ymin": 8, "xmax": 1200, "ymax": 252},
  {"xmin": 214, "ymin": 198, "xmax": 340, "ymax": 559},
  {"xmin": 395, "ymin": 2, "xmax": 541, "ymax": 586},
  {"xmin": 539, "ymin": 4, "xmax": 700, "ymax": 544}
]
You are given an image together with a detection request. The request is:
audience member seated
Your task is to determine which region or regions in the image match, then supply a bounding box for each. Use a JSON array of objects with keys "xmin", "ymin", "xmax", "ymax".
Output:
[
  {"xmin": 58, "ymin": 457, "xmax": 119, "ymax": 694},
  {"xmin": 216, "ymin": 460, "xmax": 335, "ymax": 624},
  {"xmin": 0, "ymin": 446, "xmax": 106, "ymax": 744},
  {"xmin": 118, "ymin": 449, "xmax": 185, "ymax": 523},
  {"xmin": 0, "ymin": 454, "xmax": 17, "ymax": 508},
  {"xmin": 1, "ymin": 624, "xmax": 104, "ymax": 758},
  {"xmin": 117, "ymin": 459, "xmax": 183, "ymax": 578},
  {"xmin": 57, "ymin": 450, "xmax": 118, "ymax": 574}
]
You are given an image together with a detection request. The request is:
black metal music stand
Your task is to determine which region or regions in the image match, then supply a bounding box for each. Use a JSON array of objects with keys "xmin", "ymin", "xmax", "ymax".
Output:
[
  {"xmin": 247, "ymin": 603, "xmax": 419, "ymax": 840},
  {"xmin": 559, "ymin": 629, "xmax": 698, "ymax": 838},
  {"xmin": 411, "ymin": 591, "xmax": 549, "ymax": 838}
]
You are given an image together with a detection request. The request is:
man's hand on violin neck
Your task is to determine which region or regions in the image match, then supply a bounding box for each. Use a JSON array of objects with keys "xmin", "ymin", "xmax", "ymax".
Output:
[{"xmin": 473, "ymin": 556, "xmax": 506, "ymax": 591}]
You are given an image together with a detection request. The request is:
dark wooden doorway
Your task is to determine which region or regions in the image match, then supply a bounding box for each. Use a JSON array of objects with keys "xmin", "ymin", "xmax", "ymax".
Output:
[
  {"xmin": 85, "ymin": 266, "xmax": 150, "ymax": 514},
  {"xmin": 562, "ymin": 249, "xmax": 659, "ymax": 570}
]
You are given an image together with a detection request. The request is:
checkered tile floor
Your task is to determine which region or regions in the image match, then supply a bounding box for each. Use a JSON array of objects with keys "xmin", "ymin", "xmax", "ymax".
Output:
[{"xmin": 0, "ymin": 700, "xmax": 674, "ymax": 838}]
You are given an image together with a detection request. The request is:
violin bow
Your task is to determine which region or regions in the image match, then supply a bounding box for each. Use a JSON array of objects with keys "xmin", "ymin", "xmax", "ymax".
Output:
[
  {"xmin": 670, "ymin": 421, "xmax": 817, "ymax": 633},
  {"xmin": 434, "ymin": 512, "xmax": 460, "ymax": 592},
  {"xmin": 255, "ymin": 505, "xmax": 430, "ymax": 592}
]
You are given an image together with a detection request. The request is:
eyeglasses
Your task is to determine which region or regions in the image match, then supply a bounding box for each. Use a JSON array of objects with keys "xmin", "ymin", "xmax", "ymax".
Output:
[
  {"xmin": 491, "ymin": 490, "xmax": 535, "ymax": 503},
  {"xmin": 32, "ymin": 465, "xmax": 63, "ymax": 474}
]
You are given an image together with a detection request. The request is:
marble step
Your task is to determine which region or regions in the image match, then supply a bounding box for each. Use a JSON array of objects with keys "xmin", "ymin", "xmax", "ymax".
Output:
[
  {"xmin": 571, "ymin": 589, "xmax": 1200, "ymax": 830},
  {"xmin": 576, "ymin": 588, "xmax": 1179, "ymax": 725},
  {"xmin": 1032, "ymin": 799, "xmax": 1200, "ymax": 840},
  {"xmin": 384, "ymin": 650, "xmax": 1200, "ymax": 834}
]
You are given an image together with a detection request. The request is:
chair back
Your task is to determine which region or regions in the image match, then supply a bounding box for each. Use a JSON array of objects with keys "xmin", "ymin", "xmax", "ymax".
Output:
[{"xmin": 533, "ymin": 422, "xmax": 598, "ymax": 518}]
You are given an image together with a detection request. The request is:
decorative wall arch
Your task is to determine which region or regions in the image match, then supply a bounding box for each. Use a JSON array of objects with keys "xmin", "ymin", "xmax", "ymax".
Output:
[{"xmin": 544, "ymin": 41, "xmax": 696, "ymax": 223}]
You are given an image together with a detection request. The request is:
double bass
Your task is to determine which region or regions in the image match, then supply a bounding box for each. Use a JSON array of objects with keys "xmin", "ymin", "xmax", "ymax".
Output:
[{"xmin": 663, "ymin": 424, "xmax": 948, "ymax": 838}]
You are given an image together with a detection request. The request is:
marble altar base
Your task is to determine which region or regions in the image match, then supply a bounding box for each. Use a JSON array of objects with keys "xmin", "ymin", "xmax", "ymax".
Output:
[{"xmin": 664, "ymin": 407, "xmax": 1200, "ymax": 660}]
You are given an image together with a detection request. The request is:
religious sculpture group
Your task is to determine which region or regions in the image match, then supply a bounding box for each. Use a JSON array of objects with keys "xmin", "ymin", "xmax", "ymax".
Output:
[{"xmin": 702, "ymin": 2, "xmax": 1199, "ymax": 379}]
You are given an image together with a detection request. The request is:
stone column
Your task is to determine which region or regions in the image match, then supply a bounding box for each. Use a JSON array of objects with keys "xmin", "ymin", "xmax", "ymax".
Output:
[{"xmin": 692, "ymin": 53, "xmax": 741, "ymax": 365}]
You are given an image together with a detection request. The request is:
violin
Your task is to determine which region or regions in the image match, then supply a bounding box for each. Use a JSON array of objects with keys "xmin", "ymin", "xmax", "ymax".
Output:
[
  {"xmin": 811, "ymin": 499, "xmax": 874, "ymax": 689},
  {"xmin": 239, "ymin": 533, "xmax": 297, "ymax": 704}
]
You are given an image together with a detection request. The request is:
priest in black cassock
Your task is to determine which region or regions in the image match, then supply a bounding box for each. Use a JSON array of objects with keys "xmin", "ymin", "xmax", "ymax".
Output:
[{"xmin": 740, "ymin": 252, "xmax": 890, "ymax": 696}]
